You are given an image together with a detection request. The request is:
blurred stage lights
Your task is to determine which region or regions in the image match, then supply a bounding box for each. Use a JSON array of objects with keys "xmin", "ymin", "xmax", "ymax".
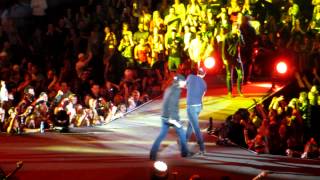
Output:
[
  {"xmin": 204, "ymin": 57, "xmax": 215, "ymax": 69},
  {"xmin": 152, "ymin": 161, "xmax": 168, "ymax": 180},
  {"xmin": 276, "ymin": 61, "xmax": 288, "ymax": 74},
  {"xmin": 154, "ymin": 161, "xmax": 167, "ymax": 172}
]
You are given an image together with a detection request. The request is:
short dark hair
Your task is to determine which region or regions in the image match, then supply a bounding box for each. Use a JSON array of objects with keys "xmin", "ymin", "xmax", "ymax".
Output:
[
  {"xmin": 24, "ymin": 85, "xmax": 34, "ymax": 94},
  {"xmin": 198, "ymin": 68, "xmax": 206, "ymax": 76}
]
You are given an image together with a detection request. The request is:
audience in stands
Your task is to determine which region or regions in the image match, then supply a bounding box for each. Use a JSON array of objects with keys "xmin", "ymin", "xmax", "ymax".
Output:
[{"xmin": 216, "ymin": 68, "xmax": 320, "ymax": 159}]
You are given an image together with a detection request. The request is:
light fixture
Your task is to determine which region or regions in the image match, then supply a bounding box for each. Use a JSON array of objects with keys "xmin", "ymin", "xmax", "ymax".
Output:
[
  {"xmin": 276, "ymin": 61, "xmax": 287, "ymax": 74},
  {"xmin": 152, "ymin": 161, "xmax": 168, "ymax": 180}
]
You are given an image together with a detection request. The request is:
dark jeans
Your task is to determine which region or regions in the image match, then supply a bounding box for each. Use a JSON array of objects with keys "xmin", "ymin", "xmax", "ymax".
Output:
[
  {"xmin": 241, "ymin": 47, "xmax": 254, "ymax": 82},
  {"xmin": 225, "ymin": 60, "xmax": 243, "ymax": 94},
  {"xmin": 186, "ymin": 105, "xmax": 205, "ymax": 152},
  {"xmin": 150, "ymin": 117, "xmax": 189, "ymax": 160}
]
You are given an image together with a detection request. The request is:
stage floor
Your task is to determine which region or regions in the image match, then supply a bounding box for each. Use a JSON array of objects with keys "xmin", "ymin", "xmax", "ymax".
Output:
[{"xmin": 1, "ymin": 81, "xmax": 319, "ymax": 180}]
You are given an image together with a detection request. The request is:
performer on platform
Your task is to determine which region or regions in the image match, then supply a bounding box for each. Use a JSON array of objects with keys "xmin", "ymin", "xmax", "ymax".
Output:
[
  {"xmin": 221, "ymin": 24, "xmax": 245, "ymax": 97},
  {"xmin": 150, "ymin": 74, "xmax": 190, "ymax": 161},
  {"xmin": 185, "ymin": 67, "xmax": 207, "ymax": 156}
]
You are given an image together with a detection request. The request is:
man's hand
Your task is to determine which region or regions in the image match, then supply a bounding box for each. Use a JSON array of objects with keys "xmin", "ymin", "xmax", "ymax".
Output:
[{"xmin": 57, "ymin": 90, "xmax": 64, "ymax": 96}]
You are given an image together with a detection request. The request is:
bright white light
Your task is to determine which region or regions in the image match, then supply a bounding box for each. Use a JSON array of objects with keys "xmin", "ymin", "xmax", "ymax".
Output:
[
  {"xmin": 204, "ymin": 57, "xmax": 215, "ymax": 69},
  {"xmin": 154, "ymin": 161, "xmax": 167, "ymax": 172},
  {"xmin": 276, "ymin": 61, "xmax": 287, "ymax": 74}
]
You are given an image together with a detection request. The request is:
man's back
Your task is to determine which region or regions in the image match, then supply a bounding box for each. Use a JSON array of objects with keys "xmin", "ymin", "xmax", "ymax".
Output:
[
  {"xmin": 162, "ymin": 85, "xmax": 181, "ymax": 120},
  {"xmin": 186, "ymin": 74, "xmax": 207, "ymax": 105}
]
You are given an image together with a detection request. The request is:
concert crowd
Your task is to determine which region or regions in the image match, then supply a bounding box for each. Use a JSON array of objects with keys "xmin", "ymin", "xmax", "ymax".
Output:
[{"xmin": 0, "ymin": 0, "xmax": 320, "ymax": 159}]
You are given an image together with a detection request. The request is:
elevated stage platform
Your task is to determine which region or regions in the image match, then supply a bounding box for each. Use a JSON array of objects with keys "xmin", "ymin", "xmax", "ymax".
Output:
[{"xmin": 1, "ymin": 79, "xmax": 319, "ymax": 180}]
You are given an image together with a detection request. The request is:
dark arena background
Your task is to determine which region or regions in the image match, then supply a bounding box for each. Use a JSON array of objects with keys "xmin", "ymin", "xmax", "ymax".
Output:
[{"xmin": 0, "ymin": 0, "xmax": 320, "ymax": 180}]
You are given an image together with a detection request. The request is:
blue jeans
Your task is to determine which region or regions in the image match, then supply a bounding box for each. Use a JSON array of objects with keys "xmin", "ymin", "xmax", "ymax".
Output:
[
  {"xmin": 186, "ymin": 105, "xmax": 205, "ymax": 152},
  {"xmin": 150, "ymin": 117, "xmax": 189, "ymax": 160}
]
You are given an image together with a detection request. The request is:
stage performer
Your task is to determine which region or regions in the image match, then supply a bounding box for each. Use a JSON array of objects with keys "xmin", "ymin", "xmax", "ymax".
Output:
[
  {"xmin": 221, "ymin": 24, "xmax": 244, "ymax": 97},
  {"xmin": 185, "ymin": 67, "xmax": 207, "ymax": 156},
  {"xmin": 150, "ymin": 74, "xmax": 190, "ymax": 161}
]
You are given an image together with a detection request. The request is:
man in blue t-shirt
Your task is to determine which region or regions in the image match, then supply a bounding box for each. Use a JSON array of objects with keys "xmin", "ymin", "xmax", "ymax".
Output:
[{"xmin": 185, "ymin": 68, "xmax": 207, "ymax": 155}]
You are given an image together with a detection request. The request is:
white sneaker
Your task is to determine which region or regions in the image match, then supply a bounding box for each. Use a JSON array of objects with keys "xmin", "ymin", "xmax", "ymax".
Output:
[
  {"xmin": 168, "ymin": 119, "xmax": 182, "ymax": 128},
  {"xmin": 194, "ymin": 151, "xmax": 205, "ymax": 156}
]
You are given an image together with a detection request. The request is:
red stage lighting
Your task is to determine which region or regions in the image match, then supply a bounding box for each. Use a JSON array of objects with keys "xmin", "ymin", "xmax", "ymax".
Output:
[
  {"xmin": 276, "ymin": 61, "xmax": 287, "ymax": 74},
  {"xmin": 204, "ymin": 57, "xmax": 215, "ymax": 69}
]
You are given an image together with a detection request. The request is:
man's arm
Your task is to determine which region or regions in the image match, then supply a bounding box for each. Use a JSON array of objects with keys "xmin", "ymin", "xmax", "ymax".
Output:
[
  {"xmin": 221, "ymin": 37, "xmax": 228, "ymax": 65},
  {"xmin": 202, "ymin": 79, "xmax": 207, "ymax": 98},
  {"xmin": 239, "ymin": 31, "xmax": 246, "ymax": 47},
  {"xmin": 84, "ymin": 51, "xmax": 93, "ymax": 65},
  {"xmin": 164, "ymin": 16, "xmax": 181, "ymax": 26}
]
